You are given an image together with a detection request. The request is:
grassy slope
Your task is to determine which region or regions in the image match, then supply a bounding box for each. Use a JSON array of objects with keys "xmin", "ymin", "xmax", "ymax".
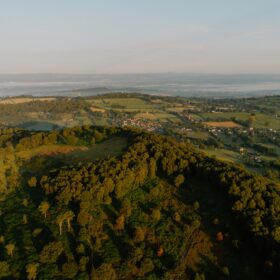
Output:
[
  {"xmin": 202, "ymin": 149, "xmax": 241, "ymax": 163},
  {"xmin": 200, "ymin": 112, "xmax": 280, "ymax": 129},
  {"xmin": 19, "ymin": 137, "xmax": 128, "ymax": 175}
]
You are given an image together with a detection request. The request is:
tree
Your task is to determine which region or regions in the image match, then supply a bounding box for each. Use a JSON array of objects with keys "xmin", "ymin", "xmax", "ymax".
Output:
[
  {"xmin": 64, "ymin": 211, "xmax": 75, "ymax": 232},
  {"xmin": 193, "ymin": 201, "xmax": 200, "ymax": 211},
  {"xmin": 149, "ymin": 158, "xmax": 157, "ymax": 178},
  {"xmin": 76, "ymin": 243, "xmax": 85, "ymax": 255},
  {"xmin": 28, "ymin": 177, "xmax": 37, "ymax": 187},
  {"xmin": 151, "ymin": 209, "xmax": 161, "ymax": 221},
  {"xmin": 23, "ymin": 214, "xmax": 28, "ymax": 224},
  {"xmin": 174, "ymin": 174, "xmax": 185, "ymax": 187},
  {"xmin": 26, "ymin": 263, "xmax": 39, "ymax": 280},
  {"xmin": 79, "ymin": 256, "xmax": 89, "ymax": 272},
  {"xmin": 272, "ymin": 226, "xmax": 280, "ymax": 242},
  {"xmin": 157, "ymin": 247, "xmax": 164, "ymax": 257},
  {"xmin": 62, "ymin": 262, "xmax": 78, "ymax": 278},
  {"xmin": 194, "ymin": 273, "xmax": 206, "ymax": 280},
  {"xmin": 77, "ymin": 211, "xmax": 91, "ymax": 226},
  {"xmin": 216, "ymin": 232, "xmax": 224, "ymax": 242},
  {"xmin": 56, "ymin": 214, "xmax": 65, "ymax": 235},
  {"xmin": 0, "ymin": 261, "xmax": 10, "ymax": 278},
  {"xmin": 114, "ymin": 215, "xmax": 125, "ymax": 231},
  {"xmin": 91, "ymin": 263, "xmax": 117, "ymax": 280},
  {"xmin": 38, "ymin": 201, "xmax": 50, "ymax": 219},
  {"xmin": 173, "ymin": 212, "xmax": 181, "ymax": 222},
  {"xmin": 5, "ymin": 243, "xmax": 15, "ymax": 257},
  {"xmin": 140, "ymin": 258, "xmax": 154, "ymax": 275},
  {"xmin": 135, "ymin": 227, "xmax": 146, "ymax": 243},
  {"xmin": 23, "ymin": 198, "xmax": 29, "ymax": 207},
  {"xmin": 222, "ymin": 266, "xmax": 230, "ymax": 276},
  {"xmin": 39, "ymin": 241, "xmax": 64, "ymax": 264},
  {"xmin": 65, "ymin": 135, "xmax": 78, "ymax": 145}
]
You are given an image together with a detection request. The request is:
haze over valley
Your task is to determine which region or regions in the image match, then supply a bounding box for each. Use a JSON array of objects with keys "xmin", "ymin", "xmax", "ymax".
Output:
[{"xmin": 1, "ymin": 73, "xmax": 280, "ymax": 98}]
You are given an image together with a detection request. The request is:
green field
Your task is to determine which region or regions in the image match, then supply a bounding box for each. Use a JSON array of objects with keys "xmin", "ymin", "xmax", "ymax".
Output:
[
  {"xmin": 19, "ymin": 137, "xmax": 127, "ymax": 161},
  {"xmin": 19, "ymin": 121, "xmax": 60, "ymax": 131},
  {"xmin": 202, "ymin": 148, "xmax": 241, "ymax": 163},
  {"xmin": 185, "ymin": 131, "xmax": 210, "ymax": 140},
  {"xmin": 200, "ymin": 112, "xmax": 280, "ymax": 129},
  {"xmin": 134, "ymin": 112, "xmax": 180, "ymax": 122},
  {"xmin": 112, "ymin": 108, "xmax": 159, "ymax": 113},
  {"xmin": 89, "ymin": 97, "xmax": 156, "ymax": 110},
  {"xmin": 55, "ymin": 137, "xmax": 127, "ymax": 163},
  {"xmin": 166, "ymin": 106, "xmax": 196, "ymax": 112},
  {"xmin": 19, "ymin": 137, "xmax": 128, "ymax": 174},
  {"xmin": 189, "ymin": 113, "xmax": 203, "ymax": 121}
]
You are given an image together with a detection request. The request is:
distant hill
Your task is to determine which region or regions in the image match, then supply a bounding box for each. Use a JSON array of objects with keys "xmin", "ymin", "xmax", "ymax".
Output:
[{"xmin": 1, "ymin": 73, "xmax": 280, "ymax": 98}]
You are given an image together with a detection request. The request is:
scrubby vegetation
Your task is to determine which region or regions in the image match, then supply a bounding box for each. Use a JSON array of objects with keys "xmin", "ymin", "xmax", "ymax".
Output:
[{"xmin": 0, "ymin": 126, "xmax": 279, "ymax": 279}]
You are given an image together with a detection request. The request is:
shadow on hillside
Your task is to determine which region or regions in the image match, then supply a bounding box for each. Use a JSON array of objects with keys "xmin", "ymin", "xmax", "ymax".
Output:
[
  {"xmin": 19, "ymin": 136, "xmax": 128, "ymax": 177},
  {"xmin": 176, "ymin": 178, "xmax": 261, "ymax": 280}
]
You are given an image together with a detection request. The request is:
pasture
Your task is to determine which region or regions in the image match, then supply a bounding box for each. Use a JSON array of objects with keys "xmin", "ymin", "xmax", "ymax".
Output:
[
  {"xmin": 166, "ymin": 105, "xmax": 196, "ymax": 112},
  {"xmin": 203, "ymin": 121, "xmax": 241, "ymax": 128},
  {"xmin": 134, "ymin": 112, "xmax": 180, "ymax": 122},
  {"xmin": 90, "ymin": 106, "xmax": 106, "ymax": 113},
  {"xmin": 202, "ymin": 148, "xmax": 241, "ymax": 163},
  {"xmin": 185, "ymin": 131, "xmax": 209, "ymax": 140},
  {"xmin": 18, "ymin": 137, "xmax": 127, "ymax": 162},
  {"xmin": 88, "ymin": 97, "xmax": 158, "ymax": 111},
  {"xmin": 55, "ymin": 137, "xmax": 127, "ymax": 164},
  {"xmin": 0, "ymin": 97, "xmax": 56, "ymax": 104},
  {"xmin": 19, "ymin": 121, "xmax": 60, "ymax": 131},
  {"xmin": 19, "ymin": 137, "xmax": 128, "ymax": 174},
  {"xmin": 200, "ymin": 112, "xmax": 280, "ymax": 129}
]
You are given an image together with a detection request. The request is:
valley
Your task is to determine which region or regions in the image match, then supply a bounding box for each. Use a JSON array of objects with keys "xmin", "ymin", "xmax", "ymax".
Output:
[{"xmin": 1, "ymin": 93, "xmax": 279, "ymax": 179}]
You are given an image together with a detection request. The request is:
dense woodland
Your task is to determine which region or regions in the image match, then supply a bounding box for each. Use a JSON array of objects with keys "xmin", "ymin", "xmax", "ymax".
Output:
[{"xmin": 0, "ymin": 125, "xmax": 279, "ymax": 279}]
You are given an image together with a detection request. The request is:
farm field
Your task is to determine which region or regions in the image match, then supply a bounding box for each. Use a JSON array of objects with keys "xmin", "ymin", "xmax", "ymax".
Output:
[
  {"xmin": 200, "ymin": 112, "xmax": 280, "ymax": 129},
  {"xmin": 89, "ymin": 97, "xmax": 156, "ymax": 109},
  {"xmin": 134, "ymin": 112, "xmax": 180, "ymax": 122},
  {"xmin": 112, "ymin": 108, "xmax": 158, "ymax": 112},
  {"xmin": 166, "ymin": 106, "xmax": 196, "ymax": 112},
  {"xmin": 0, "ymin": 97, "xmax": 56, "ymax": 104},
  {"xmin": 185, "ymin": 131, "xmax": 210, "ymax": 140},
  {"xmin": 203, "ymin": 121, "xmax": 241, "ymax": 128},
  {"xmin": 19, "ymin": 121, "xmax": 61, "ymax": 131},
  {"xmin": 189, "ymin": 113, "xmax": 203, "ymax": 121},
  {"xmin": 90, "ymin": 106, "xmax": 106, "ymax": 113},
  {"xmin": 202, "ymin": 148, "xmax": 242, "ymax": 163}
]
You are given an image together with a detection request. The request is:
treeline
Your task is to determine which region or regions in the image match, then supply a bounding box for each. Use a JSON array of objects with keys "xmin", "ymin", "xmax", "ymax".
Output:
[{"xmin": 0, "ymin": 99, "xmax": 88, "ymax": 117}]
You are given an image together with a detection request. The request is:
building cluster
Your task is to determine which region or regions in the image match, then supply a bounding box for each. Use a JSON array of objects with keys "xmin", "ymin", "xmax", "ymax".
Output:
[
  {"xmin": 122, "ymin": 118, "xmax": 163, "ymax": 132},
  {"xmin": 177, "ymin": 127, "xmax": 193, "ymax": 134}
]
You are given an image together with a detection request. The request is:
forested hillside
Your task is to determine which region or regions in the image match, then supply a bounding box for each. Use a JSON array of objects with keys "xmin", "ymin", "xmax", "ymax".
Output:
[{"xmin": 0, "ymin": 126, "xmax": 279, "ymax": 279}]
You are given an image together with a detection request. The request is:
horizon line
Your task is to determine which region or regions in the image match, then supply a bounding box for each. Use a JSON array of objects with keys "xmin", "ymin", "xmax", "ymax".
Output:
[{"xmin": 1, "ymin": 71, "xmax": 280, "ymax": 76}]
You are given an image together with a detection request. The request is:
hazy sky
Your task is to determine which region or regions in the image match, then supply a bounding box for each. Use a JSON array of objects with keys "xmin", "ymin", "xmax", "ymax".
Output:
[{"xmin": 0, "ymin": 0, "xmax": 280, "ymax": 74}]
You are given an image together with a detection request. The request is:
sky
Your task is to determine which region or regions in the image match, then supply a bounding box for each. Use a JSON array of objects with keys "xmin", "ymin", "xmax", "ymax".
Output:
[{"xmin": 0, "ymin": 0, "xmax": 280, "ymax": 74}]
